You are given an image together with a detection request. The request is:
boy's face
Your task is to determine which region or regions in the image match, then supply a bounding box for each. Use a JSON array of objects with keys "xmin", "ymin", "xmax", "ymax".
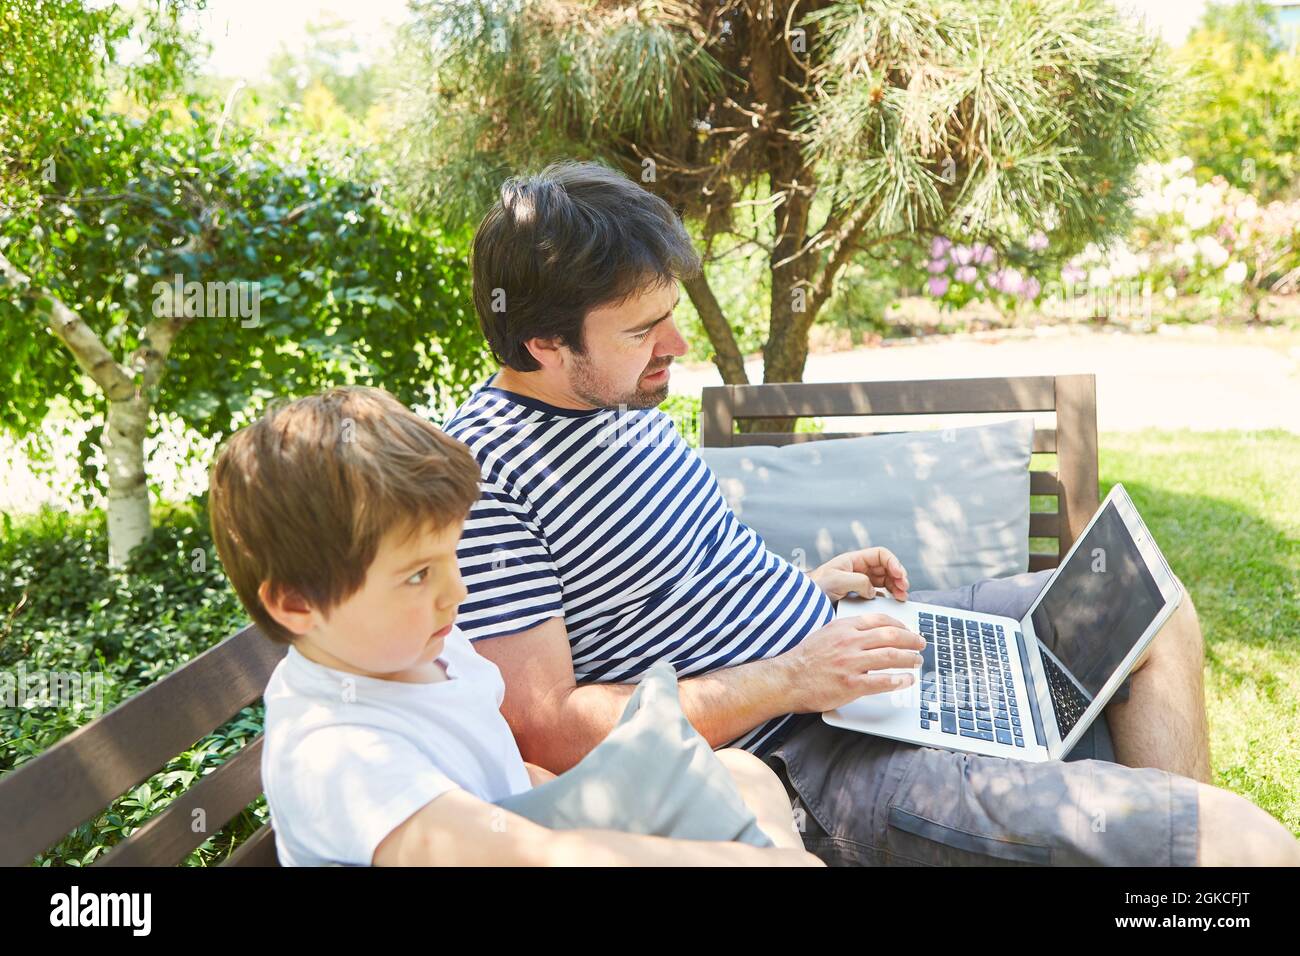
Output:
[
  {"xmin": 565, "ymin": 278, "xmax": 688, "ymax": 410},
  {"xmin": 295, "ymin": 518, "xmax": 468, "ymax": 679}
]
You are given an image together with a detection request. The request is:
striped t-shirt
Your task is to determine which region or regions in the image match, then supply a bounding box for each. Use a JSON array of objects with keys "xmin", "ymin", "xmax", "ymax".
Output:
[{"xmin": 441, "ymin": 376, "xmax": 834, "ymax": 755}]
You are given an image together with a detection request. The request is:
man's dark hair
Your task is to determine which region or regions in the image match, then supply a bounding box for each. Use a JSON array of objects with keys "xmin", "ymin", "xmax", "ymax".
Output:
[{"xmin": 471, "ymin": 161, "xmax": 701, "ymax": 371}]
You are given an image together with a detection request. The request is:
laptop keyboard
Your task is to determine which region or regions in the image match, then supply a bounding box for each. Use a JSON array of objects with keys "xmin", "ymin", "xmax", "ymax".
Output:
[
  {"xmin": 917, "ymin": 612, "xmax": 1025, "ymax": 748},
  {"xmin": 1040, "ymin": 649, "xmax": 1090, "ymax": 740}
]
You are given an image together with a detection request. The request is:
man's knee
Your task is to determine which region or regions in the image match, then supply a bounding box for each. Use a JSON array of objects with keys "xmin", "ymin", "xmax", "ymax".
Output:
[
  {"xmin": 1136, "ymin": 575, "xmax": 1203, "ymax": 671},
  {"xmin": 1196, "ymin": 782, "xmax": 1300, "ymax": 866},
  {"xmin": 1173, "ymin": 574, "xmax": 1198, "ymax": 619}
]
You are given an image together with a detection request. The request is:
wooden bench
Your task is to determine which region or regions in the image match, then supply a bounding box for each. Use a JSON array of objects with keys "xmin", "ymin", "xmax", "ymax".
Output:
[
  {"xmin": 0, "ymin": 373, "xmax": 1098, "ymax": 866},
  {"xmin": 0, "ymin": 623, "xmax": 285, "ymax": 866},
  {"xmin": 700, "ymin": 374, "xmax": 1099, "ymax": 570}
]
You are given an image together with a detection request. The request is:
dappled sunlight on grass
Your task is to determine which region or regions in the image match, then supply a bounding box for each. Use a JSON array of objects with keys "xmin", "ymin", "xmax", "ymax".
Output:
[{"xmin": 1100, "ymin": 430, "xmax": 1299, "ymax": 834}]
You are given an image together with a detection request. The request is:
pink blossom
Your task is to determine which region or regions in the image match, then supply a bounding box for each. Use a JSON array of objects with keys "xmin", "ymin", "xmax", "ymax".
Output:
[
  {"xmin": 1027, "ymin": 231, "xmax": 1049, "ymax": 252},
  {"xmin": 955, "ymin": 265, "xmax": 978, "ymax": 283},
  {"xmin": 972, "ymin": 242, "xmax": 995, "ymax": 265},
  {"xmin": 1061, "ymin": 262, "xmax": 1086, "ymax": 285},
  {"xmin": 927, "ymin": 276, "xmax": 950, "ymax": 297},
  {"xmin": 930, "ymin": 235, "xmax": 952, "ymax": 259},
  {"xmin": 989, "ymin": 268, "xmax": 1024, "ymax": 294},
  {"xmin": 952, "ymin": 245, "xmax": 974, "ymax": 266},
  {"xmin": 927, "ymin": 258, "xmax": 948, "ymax": 274},
  {"xmin": 1020, "ymin": 277, "xmax": 1042, "ymax": 299}
]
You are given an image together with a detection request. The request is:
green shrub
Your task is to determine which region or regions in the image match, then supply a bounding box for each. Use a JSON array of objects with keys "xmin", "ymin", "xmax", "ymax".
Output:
[{"xmin": 0, "ymin": 503, "xmax": 265, "ymax": 865}]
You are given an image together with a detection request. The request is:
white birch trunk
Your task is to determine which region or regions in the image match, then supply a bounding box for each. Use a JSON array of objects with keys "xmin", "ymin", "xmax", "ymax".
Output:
[
  {"xmin": 103, "ymin": 393, "xmax": 153, "ymax": 567},
  {"xmin": 0, "ymin": 250, "xmax": 188, "ymax": 568}
]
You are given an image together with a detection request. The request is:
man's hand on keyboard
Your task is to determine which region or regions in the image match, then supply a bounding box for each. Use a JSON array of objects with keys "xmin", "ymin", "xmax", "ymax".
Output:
[{"xmin": 780, "ymin": 613, "xmax": 927, "ymax": 713}]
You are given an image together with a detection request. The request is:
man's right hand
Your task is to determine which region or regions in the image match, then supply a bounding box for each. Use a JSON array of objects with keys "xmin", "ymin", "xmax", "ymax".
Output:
[{"xmin": 780, "ymin": 613, "xmax": 927, "ymax": 714}]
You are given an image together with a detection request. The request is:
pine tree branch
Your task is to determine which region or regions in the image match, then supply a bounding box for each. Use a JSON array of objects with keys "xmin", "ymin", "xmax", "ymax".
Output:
[{"xmin": 805, "ymin": 203, "xmax": 887, "ymax": 333}]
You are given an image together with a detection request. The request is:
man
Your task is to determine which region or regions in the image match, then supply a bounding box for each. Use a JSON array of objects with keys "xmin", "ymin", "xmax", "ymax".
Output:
[{"xmin": 441, "ymin": 160, "xmax": 1299, "ymax": 865}]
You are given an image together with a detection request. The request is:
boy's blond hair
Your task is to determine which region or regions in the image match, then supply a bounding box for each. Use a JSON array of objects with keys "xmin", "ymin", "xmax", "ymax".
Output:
[{"xmin": 208, "ymin": 386, "xmax": 480, "ymax": 644}]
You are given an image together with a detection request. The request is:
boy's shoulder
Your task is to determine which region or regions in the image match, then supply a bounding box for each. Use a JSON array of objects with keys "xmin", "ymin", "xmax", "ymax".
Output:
[
  {"xmin": 261, "ymin": 646, "xmax": 406, "ymax": 751},
  {"xmin": 260, "ymin": 629, "xmax": 513, "ymax": 796},
  {"xmin": 259, "ymin": 628, "xmax": 529, "ymax": 866}
]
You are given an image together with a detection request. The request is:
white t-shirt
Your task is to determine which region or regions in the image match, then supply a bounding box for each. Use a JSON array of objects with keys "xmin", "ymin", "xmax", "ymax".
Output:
[{"xmin": 261, "ymin": 626, "xmax": 533, "ymax": 866}]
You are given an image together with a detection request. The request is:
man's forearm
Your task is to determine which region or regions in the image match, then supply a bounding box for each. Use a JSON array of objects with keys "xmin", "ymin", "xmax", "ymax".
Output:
[
  {"xmin": 527, "ymin": 653, "xmax": 797, "ymax": 772},
  {"xmin": 672, "ymin": 653, "xmax": 799, "ymax": 744}
]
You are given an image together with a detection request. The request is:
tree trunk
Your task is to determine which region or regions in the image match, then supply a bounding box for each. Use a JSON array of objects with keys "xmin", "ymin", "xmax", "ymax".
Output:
[
  {"xmin": 754, "ymin": 142, "xmax": 818, "ymax": 432},
  {"xmin": 103, "ymin": 392, "xmax": 152, "ymax": 567},
  {"xmin": 682, "ymin": 268, "xmax": 749, "ymax": 385},
  {"xmin": 0, "ymin": 250, "xmax": 170, "ymax": 569}
]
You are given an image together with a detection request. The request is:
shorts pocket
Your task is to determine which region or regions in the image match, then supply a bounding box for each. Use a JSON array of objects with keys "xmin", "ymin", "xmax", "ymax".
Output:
[{"xmin": 886, "ymin": 805, "xmax": 1053, "ymax": 866}]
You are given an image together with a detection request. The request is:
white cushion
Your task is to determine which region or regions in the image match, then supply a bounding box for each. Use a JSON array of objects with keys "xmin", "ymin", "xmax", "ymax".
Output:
[{"xmin": 699, "ymin": 418, "xmax": 1035, "ymax": 591}]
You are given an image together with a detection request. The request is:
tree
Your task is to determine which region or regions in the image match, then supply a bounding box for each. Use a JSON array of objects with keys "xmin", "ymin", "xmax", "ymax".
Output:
[
  {"xmin": 1197, "ymin": 0, "xmax": 1280, "ymax": 59},
  {"xmin": 1173, "ymin": 2, "xmax": 1300, "ymax": 200},
  {"xmin": 266, "ymin": 14, "xmax": 391, "ymax": 122},
  {"xmin": 395, "ymin": 0, "xmax": 1172, "ymax": 402},
  {"xmin": 1, "ymin": 2, "xmax": 488, "ymax": 567}
]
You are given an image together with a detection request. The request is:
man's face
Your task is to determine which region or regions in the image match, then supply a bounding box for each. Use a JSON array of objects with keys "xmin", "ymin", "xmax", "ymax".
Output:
[{"xmin": 566, "ymin": 278, "xmax": 688, "ymax": 409}]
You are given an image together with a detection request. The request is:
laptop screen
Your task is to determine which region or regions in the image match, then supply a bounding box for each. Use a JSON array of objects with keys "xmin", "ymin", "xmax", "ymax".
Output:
[{"xmin": 1028, "ymin": 500, "xmax": 1166, "ymax": 700}]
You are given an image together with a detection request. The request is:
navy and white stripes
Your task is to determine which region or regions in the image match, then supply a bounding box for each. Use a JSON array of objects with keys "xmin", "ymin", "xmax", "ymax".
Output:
[{"xmin": 442, "ymin": 378, "xmax": 834, "ymax": 754}]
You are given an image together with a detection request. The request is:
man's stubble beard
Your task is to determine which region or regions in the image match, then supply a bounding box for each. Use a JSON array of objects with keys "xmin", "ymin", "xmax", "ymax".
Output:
[{"xmin": 568, "ymin": 349, "xmax": 670, "ymax": 410}]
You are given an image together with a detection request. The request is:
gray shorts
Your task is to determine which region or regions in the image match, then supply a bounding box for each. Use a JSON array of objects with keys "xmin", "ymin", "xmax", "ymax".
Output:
[{"xmin": 764, "ymin": 570, "xmax": 1200, "ymax": 866}]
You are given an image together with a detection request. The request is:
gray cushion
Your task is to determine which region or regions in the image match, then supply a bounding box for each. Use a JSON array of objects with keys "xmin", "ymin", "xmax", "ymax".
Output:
[
  {"xmin": 496, "ymin": 661, "xmax": 774, "ymax": 846},
  {"xmin": 700, "ymin": 418, "xmax": 1035, "ymax": 592}
]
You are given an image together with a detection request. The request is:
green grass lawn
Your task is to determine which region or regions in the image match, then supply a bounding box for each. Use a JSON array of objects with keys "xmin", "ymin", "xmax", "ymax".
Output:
[{"xmin": 1097, "ymin": 430, "xmax": 1300, "ymax": 835}]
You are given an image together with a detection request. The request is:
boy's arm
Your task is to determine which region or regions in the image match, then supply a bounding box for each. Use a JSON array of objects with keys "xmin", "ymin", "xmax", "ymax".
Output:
[{"xmin": 371, "ymin": 788, "xmax": 821, "ymax": 866}]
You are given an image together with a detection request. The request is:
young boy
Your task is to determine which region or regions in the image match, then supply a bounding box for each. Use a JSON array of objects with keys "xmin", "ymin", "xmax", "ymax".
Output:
[{"xmin": 207, "ymin": 385, "xmax": 816, "ymax": 866}]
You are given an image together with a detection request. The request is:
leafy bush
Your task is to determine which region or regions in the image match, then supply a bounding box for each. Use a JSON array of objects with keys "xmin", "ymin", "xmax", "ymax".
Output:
[
  {"xmin": 1, "ymin": 106, "xmax": 491, "ymax": 461},
  {"xmin": 910, "ymin": 157, "xmax": 1300, "ymax": 323},
  {"xmin": 1172, "ymin": 3, "xmax": 1300, "ymax": 202},
  {"xmin": 911, "ymin": 233, "xmax": 1055, "ymax": 313},
  {"xmin": 0, "ymin": 503, "xmax": 267, "ymax": 865},
  {"xmin": 817, "ymin": 259, "xmax": 900, "ymax": 339},
  {"xmin": 1056, "ymin": 158, "xmax": 1300, "ymax": 320}
]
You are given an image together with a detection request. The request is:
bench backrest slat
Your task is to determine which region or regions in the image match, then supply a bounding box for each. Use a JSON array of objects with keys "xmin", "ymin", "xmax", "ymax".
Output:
[
  {"xmin": 698, "ymin": 375, "xmax": 1098, "ymax": 569},
  {"xmin": 721, "ymin": 427, "xmax": 1058, "ymax": 453},
  {"xmin": 97, "ymin": 737, "xmax": 266, "ymax": 866},
  {"xmin": 223, "ymin": 822, "xmax": 278, "ymax": 866}
]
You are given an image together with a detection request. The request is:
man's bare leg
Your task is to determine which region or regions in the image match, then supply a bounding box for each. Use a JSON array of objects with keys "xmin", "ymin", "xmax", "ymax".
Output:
[
  {"xmin": 1103, "ymin": 580, "xmax": 1213, "ymax": 782},
  {"xmin": 716, "ymin": 748, "xmax": 806, "ymax": 850},
  {"xmin": 1083, "ymin": 580, "xmax": 1296, "ymax": 864},
  {"xmin": 1197, "ymin": 783, "xmax": 1300, "ymax": 865}
]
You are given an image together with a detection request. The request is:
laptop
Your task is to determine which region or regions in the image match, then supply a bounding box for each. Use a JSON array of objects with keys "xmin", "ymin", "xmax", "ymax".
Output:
[{"xmin": 822, "ymin": 483, "xmax": 1181, "ymax": 762}]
